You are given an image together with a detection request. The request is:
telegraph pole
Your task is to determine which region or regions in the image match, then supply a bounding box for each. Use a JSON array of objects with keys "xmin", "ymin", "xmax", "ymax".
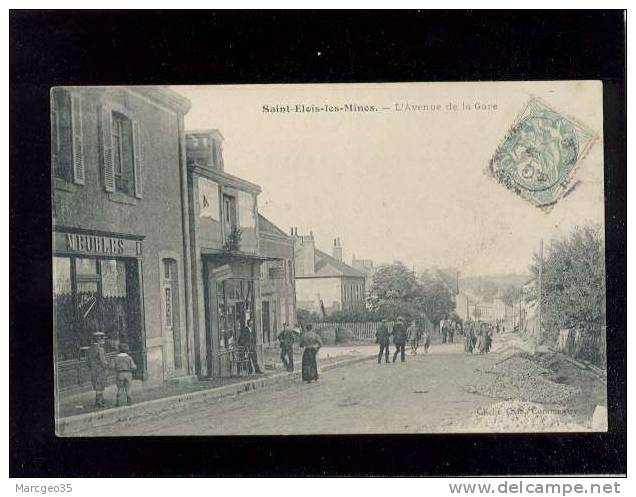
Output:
[{"xmin": 538, "ymin": 239, "xmax": 543, "ymax": 342}]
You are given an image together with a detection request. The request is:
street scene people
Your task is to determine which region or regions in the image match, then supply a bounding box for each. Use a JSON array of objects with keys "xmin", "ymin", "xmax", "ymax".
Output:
[
  {"xmin": 375, "ymin": 319, "xmax": 391, "ymax": 364},
  {"xmin": 112, "ymin": 343, "xmax": 137, "ymax": 407},
  {"xmin": 300, "ymin": 324, "xmax": 323, "ymax": 383},
  {"xmin": 238, "ymin": 319, "xmax": 263, "ymax": 374},
  {"xmin": 48, "ymin": 85, "xmax": 607, "ymax": 438},
  {"xmin": 277, "ymin": 322, "xmax": 298, "ymax": 372},
  {"xmin": 408, "ymin": 320, "xmax": 420, "ymax": 355},
  {"xmin": 464, "ymin": 324, "xmax": 475, "ymax": 353},
  {"xmin": 422, "ymin": 328, "xmax": 431, "ymax": 353},
  {"xmin": 391, "ymin": 316, "xmax": 408, "ymax": 363},
  {"xmin": 87, "ymin": 331, "xmax": 109, "ymax": 408}
]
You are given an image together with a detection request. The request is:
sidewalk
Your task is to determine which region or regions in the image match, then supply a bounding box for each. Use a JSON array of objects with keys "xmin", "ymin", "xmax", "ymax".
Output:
[{"xmin": 56, "ymin": 346, "xmax": 378, "ymax": 436}]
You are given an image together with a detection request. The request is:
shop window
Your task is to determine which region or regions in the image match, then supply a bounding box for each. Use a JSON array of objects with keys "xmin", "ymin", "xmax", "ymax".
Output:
[
  {"xmin": 216, "ymin": 278, "xmax": 254, "ymax": 349},
  {"xmin": 162, "ymin": 259, "xmax": 182, "ymax": 369},
  {"xmin": 100, "ymin": 259, "xmax": 129, "ymax": 348},
  {"xmin": 51, "ymin": 89, "xmax": 84, "ymax": 184},
  {"xmin": 53, "ymin": 257, "xmax": 74, "ymax": 361},
  {"xmin": 54, "ymin": 255, "xmax": 142, "ymax": 388}
]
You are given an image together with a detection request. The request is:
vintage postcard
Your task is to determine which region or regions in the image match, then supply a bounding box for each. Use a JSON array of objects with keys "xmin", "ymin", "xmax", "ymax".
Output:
[{"xmin": 52, "ymin": 81, "xmax": 606, "ymax": 436}]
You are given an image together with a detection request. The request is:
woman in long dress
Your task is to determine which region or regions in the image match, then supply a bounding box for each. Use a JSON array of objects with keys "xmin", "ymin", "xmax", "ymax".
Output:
[
  {"xmin": 464, "ymin": 327, "xmax": 474, "ymax": 353},
  {"xmin": 300, "ymin": 324, "xmax": 323, "ymax": 383}
]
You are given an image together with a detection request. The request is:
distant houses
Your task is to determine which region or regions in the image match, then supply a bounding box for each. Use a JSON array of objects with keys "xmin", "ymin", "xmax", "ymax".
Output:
[{"xmin": 290, "ymin": 229, "xmax": 366, "ymax": 315}]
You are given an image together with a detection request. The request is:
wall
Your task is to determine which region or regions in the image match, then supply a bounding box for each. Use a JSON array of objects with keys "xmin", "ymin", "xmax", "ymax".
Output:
[
  {"xmin": 296, "ymin": 277, "xmax": 341, "ymax": 311},
  {"xmin": 259, "ymin": 232, "xmax": 296, "ymax": 341},
  {"xmin": 52, "ymin": 87, "xmax": 189, "ymax": 384}
]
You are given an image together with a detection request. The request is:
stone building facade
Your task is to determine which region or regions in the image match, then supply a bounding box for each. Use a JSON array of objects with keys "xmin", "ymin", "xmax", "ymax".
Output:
[{"xmin": 52, "ymin": 86, "xmax": 194, "ymax": 390}]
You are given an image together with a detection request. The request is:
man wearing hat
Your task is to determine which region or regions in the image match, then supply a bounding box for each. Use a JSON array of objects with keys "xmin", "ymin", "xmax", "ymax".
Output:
[
  {"xmin": 375, "ymin": 318, "xmax": 390, "ymax": 364},
  {"xmin": 391, "ymin": 316, "xmax": 408, "ymax": 363},
  {"xmin": 87, "ymin": 331, "xmax": 109, "ymax": 408},
  {"xmin": 277, "ymin": 322, "xmax": 298, "ymax": 372}
]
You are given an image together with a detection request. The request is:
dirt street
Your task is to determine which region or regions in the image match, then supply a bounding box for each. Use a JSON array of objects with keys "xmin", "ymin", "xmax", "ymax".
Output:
[
  {"xmin": 78, "ymin": 338, "xmax": 606, "ymax": 436},
  {"xmin": 82, "ymin": 343, "xmax": 504, "ymax": 436}
]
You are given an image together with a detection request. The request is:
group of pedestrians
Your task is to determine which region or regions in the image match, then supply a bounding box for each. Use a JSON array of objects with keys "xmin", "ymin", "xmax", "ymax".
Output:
[
  {"xmin": 440, "ymin": 317, "xmax": 462, "ymax": 344},
  {"xmin": 277, "ymin": 322, "xmax": 323, "ymax": 383},
  {"xmin": 463, "ymin": 320, "xmax": 493, "ymax": 354},
  {"xmin": 87, "ymin": 331, "xmax": 137, "ymax": 409},
  {"xmin": 375, "ymin": 317, "xmax": 430, "ymax": 364}
]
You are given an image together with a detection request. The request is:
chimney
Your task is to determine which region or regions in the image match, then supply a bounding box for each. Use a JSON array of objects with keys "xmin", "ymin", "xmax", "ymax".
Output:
[
  {"xmin": 292, "ymin": 229, "xmax": 315, "ymax": 276},
  {"xmin": 185, "ymin": 129, "xmax": 224, "ymax": 171},
  {"xmin": 332, "ymin": 237, "xmax": 343, "ymax": 262}
]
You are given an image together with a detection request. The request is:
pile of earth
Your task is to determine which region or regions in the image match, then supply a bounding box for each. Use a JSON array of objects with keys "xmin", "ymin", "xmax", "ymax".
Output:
[
  {"xmin": 468, "ymin": 354, "xmax": 581, "ymax": 404},
  {"xmin": 463, "ymin": 400, "xmax": 588, "ymax": 432}
]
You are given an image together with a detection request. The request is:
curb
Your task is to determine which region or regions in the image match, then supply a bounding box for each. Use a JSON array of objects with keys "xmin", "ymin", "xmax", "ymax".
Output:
[{"xmin": 56, "ymin": 353, "xmax": 376, "ymax": 435}]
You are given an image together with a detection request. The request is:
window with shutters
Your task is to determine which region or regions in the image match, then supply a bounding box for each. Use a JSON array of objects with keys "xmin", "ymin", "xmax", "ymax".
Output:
[
  {"xmin": 111, "ymin": 113, "xmax": 135, "ymax": 195},
  {"xmin": 51, "ymin": 89, "xmax": 84, "ymax": 185},
  {"xmin": 100, "ymin": 104, "xmax": 143, "ymax": 199}
]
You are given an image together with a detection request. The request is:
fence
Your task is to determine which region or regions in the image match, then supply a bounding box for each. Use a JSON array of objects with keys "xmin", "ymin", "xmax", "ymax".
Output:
[
  {"xmin": 555, "ymin": 326, "xmax": 607, "ymax": 368},
  {"xmin": 308, "ymin": 321, "xmax": 394, "ymax": 341}
]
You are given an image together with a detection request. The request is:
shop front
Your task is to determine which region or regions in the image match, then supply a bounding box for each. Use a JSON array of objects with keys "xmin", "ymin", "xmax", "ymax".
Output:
[
  {"xmin": 53, "ymin": 229, "xmax": 145, "ymax": 391},
  {"xmin": 201, "ymin": 255, "xmax": 267, "ymax": 378}
]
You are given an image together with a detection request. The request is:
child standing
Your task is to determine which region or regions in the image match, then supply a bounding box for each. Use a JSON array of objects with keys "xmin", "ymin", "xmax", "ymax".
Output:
[{"xmin": 112, "ymin": 343, "xmax": 137, "ymax": 407}]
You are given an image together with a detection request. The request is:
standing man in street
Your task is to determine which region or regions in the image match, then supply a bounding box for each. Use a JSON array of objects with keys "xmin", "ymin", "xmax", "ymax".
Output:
[
  {"xmin": 277, "ymin": 322, "xmax": 297, "ymax": 372},
  {"xmin": 375, "ymin": 318, "xmax": 390, "ymax": 364},
  {"xmin": 391, "ymin": 316, "xmax": 408, "ymax": 363},
  {"xmin": 87, "ymin": 331, "xmax": 109, "ymax": 408},
  {"xmin": 408, "ymin": 320, "xmax": 420, "ymax": 355},
  {"xmin": 238, "ymin": 318, "xmax": 263, "ymax": 374}
]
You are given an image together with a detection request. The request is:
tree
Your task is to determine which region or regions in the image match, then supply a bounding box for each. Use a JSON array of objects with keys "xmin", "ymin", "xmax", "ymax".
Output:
[
  {"xmin": 418, "ymin": 270, "xmax": 456, "ymax": 323},
  {"xmin": 367, "ymin": 263, "xmax": 455, "ymax": 323},
  {"xmin": 501, "ymin": 285, "xmax": 519, "ymax": 308},
  {"xmin": 222, "ymin": 226, "xmax": 242, "ymax": 253},
  {"xmin": 528, "ymin": 224, "xmax": 605, "ymax": 361},
  {"xmin": 367, "ymin": 262, "xmax": 424, "ymax": 321}
]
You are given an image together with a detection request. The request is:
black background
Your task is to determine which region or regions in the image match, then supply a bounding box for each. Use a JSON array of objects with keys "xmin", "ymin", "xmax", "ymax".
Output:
[{"xmin": 10, "ymin": 10, "xmax": 626, "ymax": 477}]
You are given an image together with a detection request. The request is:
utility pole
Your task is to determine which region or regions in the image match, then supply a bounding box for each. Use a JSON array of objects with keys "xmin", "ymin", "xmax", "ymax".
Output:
[
  {"xmin": 538, "ymin": 239, "xmax": 543, "ymax": 342},
  {"xmin": 518, "ymin": 286, "xmax": 522, "ymax": 332}
]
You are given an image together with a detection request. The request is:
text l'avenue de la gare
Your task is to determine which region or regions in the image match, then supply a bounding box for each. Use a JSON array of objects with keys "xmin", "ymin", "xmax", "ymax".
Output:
[{"xmin": 261, "ymin": 101, "xmax": 499, "ymax": 114}]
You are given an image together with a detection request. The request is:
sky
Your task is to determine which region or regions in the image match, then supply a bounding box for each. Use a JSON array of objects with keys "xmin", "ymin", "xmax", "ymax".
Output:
[{"xmin": 173, "ymin": 81, "xmax": 604, "ymax": 277}]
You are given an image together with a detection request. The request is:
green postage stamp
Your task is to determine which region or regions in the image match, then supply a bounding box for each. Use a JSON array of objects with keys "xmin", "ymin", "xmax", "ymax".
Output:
[{"xmin": 487, "ymin": 97, "xmax": 597, "ymax": 210}]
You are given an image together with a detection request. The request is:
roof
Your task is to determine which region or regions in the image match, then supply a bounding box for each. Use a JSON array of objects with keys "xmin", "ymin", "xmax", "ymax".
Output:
[
  {"xmin": 258, "ymin": 214, "xmax": 290, "ymax": 239},
  {"xmin": 312, "ymin": 249, "xmax": 366, "ymax": 279}
]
